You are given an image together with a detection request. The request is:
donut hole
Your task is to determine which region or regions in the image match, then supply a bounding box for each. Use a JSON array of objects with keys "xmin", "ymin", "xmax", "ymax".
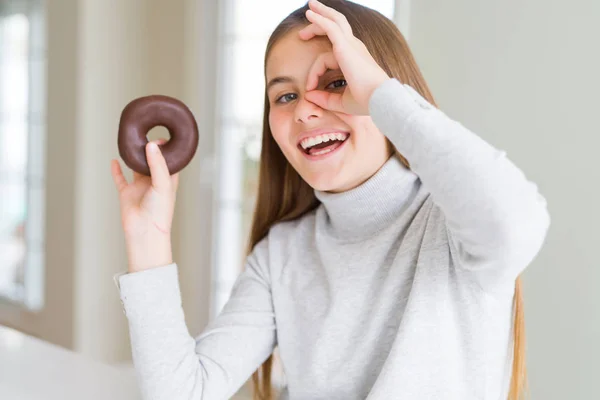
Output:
[{"xmin": 147, "ymin": 125, "xmax": 171, "ymax": 144}]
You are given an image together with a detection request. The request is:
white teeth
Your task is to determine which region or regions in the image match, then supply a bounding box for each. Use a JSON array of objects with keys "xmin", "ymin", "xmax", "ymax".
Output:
[
  {"xmin": 300, "ymin": 132, "xmax": 349, "ymax": 150},
  {"xmin": 311, "ymin": 147, "xmax": 335, "ymax": 156}
]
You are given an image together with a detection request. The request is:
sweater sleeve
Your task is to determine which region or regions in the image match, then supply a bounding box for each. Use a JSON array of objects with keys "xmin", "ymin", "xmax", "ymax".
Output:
[
  {"xmin": 114, "ymin": 236, "xmax": 276, "ymax": 400},
  {"xmin": 368, "ymin": 78, "xmax": 550, "ymax": 291}
]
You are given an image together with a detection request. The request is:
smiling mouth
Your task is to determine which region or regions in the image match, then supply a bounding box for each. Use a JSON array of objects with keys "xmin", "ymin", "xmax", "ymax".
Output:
[{"xmin": 298, "ymin": 133, "xmax": 350, "ymax": 156}]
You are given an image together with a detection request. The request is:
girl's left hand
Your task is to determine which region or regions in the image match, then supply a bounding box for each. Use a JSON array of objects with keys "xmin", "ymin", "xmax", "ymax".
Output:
[{"xmin": 299, "ymin": 0, "xmax": 391, "ymax": 116}]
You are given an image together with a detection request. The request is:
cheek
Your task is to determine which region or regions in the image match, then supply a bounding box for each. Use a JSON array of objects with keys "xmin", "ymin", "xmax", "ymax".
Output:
[
  {"xmin": 269, "ymin": 109, "xmax": 293, "ymax": 148},
  {"xmin": 343, "ymin": 116, "xmax": 388, "ymax": 154},
  {"xmin": 342, "ymin": 115, "xmax": 370, "ymax": 142}
]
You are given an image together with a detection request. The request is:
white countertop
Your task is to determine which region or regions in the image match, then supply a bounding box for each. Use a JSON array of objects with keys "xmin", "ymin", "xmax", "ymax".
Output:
[{"xmin": 0, "ymin": 325, "xmax": 141, "ymax": 400}]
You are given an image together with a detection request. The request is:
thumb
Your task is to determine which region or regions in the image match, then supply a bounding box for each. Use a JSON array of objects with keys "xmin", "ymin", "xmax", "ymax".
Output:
[{"xmin": 146, "ymin": 141, "xmax": 171, "ymax": 194}]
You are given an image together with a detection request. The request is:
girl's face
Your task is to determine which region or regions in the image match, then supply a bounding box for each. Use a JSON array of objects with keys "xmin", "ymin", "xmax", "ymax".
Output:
[{"xmin": 265, "ymin": 28, "xmax": 392, "ymax": 193}]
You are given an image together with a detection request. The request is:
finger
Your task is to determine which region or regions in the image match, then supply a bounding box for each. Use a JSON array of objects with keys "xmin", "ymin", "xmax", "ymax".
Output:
[
  {"xmin": 171, "ymin": 173, "xmax": 180, "ymax": 194},
  {"xmin": 133, "ymin": 139, "xmax": 168, "ymax": 182},
  {"xmin": 146, "ymin": 141, "xmax": 172, "ymax": 194},
  {"xmin": 305, "ymin": 90, "xmax": 345, "ymax": 113},
  {"xmin": 305, "ymin": 9, "xmax": 345, "ymax": 48},
  {"xmin": 110, "ymin": 159, "xmax": 129, "ymax": 193},
  {"xmin": 298, "ymin": 23, "xmax": 326, "ymax": 41},
  {"xmin": 306, "ymin": 52, "xmax": 339, "ymax": 91},
  {"xmin": 308, "ymin": 0, "xmax": 353, "ymax": 36}
]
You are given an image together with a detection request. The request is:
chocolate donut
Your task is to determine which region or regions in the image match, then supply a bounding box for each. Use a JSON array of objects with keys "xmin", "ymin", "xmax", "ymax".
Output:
[{"xmin": 118, "ymin": 95, "xmax": 199, "ymax": 176}]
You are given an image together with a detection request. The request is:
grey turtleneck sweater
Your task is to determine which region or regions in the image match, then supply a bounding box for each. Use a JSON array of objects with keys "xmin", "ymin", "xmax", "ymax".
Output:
[{"xmin": 114, "ymin": 78, "xmax": 550, "ymax": 400}]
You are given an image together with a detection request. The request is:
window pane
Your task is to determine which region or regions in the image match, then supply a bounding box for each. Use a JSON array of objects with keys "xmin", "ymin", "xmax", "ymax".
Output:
[
  {"xmin": 221, "ymin": 38, "xmax": 269, "ymax": 123},
  {"xmin": 0, "ymin": 181, "xmax": 26, "ymax": 299},
  {"xmin": 0, "ymin": 12, "xmax": 29, "ymax": 303},
  {"xmin": 229, "ymin": 0, "xmax": 307, "ymax": 37},
  {"xmin": 228, "ymin": 0, "xmax": 396, "ymax": 37},
  {"xmin": 357, "ymin": 0, "xmax": 395, "ymax": 18},
  {"xmin": 0, "ymin": 1, "xmax": 46, "ymax": 309}
]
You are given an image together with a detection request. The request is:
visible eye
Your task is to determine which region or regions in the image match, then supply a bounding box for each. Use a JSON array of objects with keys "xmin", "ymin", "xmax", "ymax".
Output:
[
  {"xmin": 275, "ymin": 93, "xmax": 298, "ymax": 104},
  {"xmin": 326, "ymin": 79, "xmax": 347, "ymax": 89},
  {"xmin": 273, "ymin": 79, "xmax": 346, "ymax": 105}
]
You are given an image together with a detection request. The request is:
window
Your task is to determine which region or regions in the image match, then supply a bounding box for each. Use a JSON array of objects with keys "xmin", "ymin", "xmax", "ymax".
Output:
[
  {"xmin": 0, "ymin": 0, "xmax": 46, "ymax": 310},
  {"xmin": 212, "ymin": 1, "xmax": 396, "ymax": 317}
]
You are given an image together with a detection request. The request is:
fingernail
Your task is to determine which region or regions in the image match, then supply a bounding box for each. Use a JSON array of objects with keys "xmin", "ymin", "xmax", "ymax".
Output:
[{"xmin": 149, "ymin": 142, "xmax": 158, "ymax": 152}]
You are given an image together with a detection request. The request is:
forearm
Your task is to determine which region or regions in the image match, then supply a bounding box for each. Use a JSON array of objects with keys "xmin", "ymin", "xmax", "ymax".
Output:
[
  {"xmin": 119, "ymin": 264, "xmax": 204, "ymax": 399},
  {"xmin": 116, "ymin": 236, "xmax": 277, "ymax": 399},
  {"xmin": 369, "ymin": 78, "xmax": 550, "ymax": 262}
]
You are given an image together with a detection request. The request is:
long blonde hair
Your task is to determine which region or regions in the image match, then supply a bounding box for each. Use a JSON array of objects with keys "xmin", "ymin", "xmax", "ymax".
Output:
[{"xmin": 247, "ymin": 1, "xmax": 527, "ymax": 399}]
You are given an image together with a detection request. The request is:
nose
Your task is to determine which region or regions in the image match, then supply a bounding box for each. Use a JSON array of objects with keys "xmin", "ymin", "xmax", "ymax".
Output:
[{"xmin": 295, "ymin": 96, "xmax": 322, "ymax": 124}]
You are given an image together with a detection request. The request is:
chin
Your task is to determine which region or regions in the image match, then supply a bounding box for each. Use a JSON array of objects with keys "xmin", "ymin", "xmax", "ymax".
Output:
[
  {"xmin": 301, "ymin": 171, "xmax": 335, "ymax": 192},
  {"xmin": 311, "ymin": 181, "xmax": 336, "ymax": 192},
  {"xmin": 304, "ymin": 171, "xmax": 352, "ymax": 193}
]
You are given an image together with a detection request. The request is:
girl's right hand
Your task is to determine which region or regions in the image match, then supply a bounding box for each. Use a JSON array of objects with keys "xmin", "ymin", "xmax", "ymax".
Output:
[{"xmin": 110, "ymin": 138, "xmax": 179, "ymax": 273}]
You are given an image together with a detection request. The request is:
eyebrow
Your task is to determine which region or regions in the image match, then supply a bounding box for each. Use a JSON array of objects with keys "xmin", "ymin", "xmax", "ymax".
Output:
[
  {"xmin": 266, "ymin": 69, "xmax": 338, "ymax": 93},
  {"xmin": 266, "ymin": 76, "xmax": 295, "ymax": 93}
]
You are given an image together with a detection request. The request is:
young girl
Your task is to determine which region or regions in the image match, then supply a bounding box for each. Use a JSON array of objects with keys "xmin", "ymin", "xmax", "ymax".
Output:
[{"xmin": 110, "ymin": 1, "xmax": 550, "ymax": 399}]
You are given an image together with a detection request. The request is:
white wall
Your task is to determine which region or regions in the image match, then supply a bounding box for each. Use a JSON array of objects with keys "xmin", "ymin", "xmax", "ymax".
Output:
[
  {"xmin": 407, "ymin": 0, "xmax": 599, "ymax": 398},
  {"xmin": 74, "ymin": 0, "xmax": 150, "ymax": 363}
]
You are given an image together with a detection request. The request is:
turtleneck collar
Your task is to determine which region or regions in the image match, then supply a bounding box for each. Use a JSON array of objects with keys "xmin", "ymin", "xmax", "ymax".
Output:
[{"xmin": 313, "ymin": 155, "xmax": 420, "ymax": 242}]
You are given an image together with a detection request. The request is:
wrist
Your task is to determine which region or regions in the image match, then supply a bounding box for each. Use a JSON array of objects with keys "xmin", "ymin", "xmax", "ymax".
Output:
[
  {"xmin": 369, "ymin": 72, "xmax": 391, "ymax": 102},
  {"xmin": 126, "ymin": 238, "xmax": 173, "ymax": 273}
]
